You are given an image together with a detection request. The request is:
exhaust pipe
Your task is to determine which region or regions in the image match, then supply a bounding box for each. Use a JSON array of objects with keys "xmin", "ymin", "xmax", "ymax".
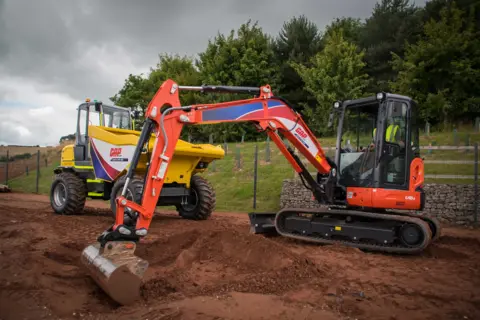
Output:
[{"xmin": 81, "ymin": 241, "xmax": 149, "ymax": 305}]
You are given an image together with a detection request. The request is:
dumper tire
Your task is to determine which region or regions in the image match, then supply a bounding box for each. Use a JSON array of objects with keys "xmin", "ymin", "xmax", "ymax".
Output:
[
  {"xmin": 176, "ymin": 175, "xmax": 215, "ymax": 220},
  {"xmin": 50, "ymin": 172, "xmax": 87, "ymax": 215},
  {"xmin": 110, "ymin": 175, "xmax": 144, "ymax": 226}
]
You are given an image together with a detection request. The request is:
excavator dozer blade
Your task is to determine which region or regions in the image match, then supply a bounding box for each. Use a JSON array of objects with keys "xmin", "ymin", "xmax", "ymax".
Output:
[
  {"xmin": 248, "ymin": 212, "xmax": 278, "ymax": 235},
  {"xmin": 80, "ymin": 241, "xmax": 149, "ymax": 305}
]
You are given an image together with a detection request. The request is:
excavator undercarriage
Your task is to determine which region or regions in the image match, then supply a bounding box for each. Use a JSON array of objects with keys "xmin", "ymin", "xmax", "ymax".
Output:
[
  {"xmin": 249, "ymin": 208, "xmax": 441, "ymax": 254},
  {"xmin": 80, "ymin": 79, "xmax": 441, "ymax": 305}
]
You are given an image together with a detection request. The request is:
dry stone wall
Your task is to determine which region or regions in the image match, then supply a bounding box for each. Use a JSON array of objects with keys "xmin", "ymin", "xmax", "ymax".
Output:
[{"xmin": 279, "ymin": 179, "xmax": 478, "ymax": 226}]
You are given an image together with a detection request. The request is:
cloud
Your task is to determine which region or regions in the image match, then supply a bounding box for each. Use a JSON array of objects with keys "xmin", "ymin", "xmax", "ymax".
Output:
[
  {"xmin": 0, "ymin": 0, "xmax": 427, "ymax": 146},
  {"xmin": 0, "ymin": 76, "xmax": 78, "ymax": 146}
]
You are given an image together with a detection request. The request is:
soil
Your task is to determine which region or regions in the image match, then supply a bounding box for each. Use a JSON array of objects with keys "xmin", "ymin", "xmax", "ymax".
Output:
[{"xmin": 0, "ymin": 193, "xmax": 479, "ymax": 320}]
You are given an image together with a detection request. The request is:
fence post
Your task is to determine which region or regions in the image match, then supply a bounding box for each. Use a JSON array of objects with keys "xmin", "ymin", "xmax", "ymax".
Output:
[
  {"xmin": 235, "ymin": 145, "xmax": 241, "ymax": 170},
  {"xmin": 36, "ymin": 150, "xmax": 40, "ymax": 194},
  {"xmin": 453, "ymin": 128, "xmax": 458, "ymax": 146},
  {"xmin": 465, "ymin": 134, "xmax": 470, "ymax": 153},
  {"xmin": 475, "ymin": 143, "xmax": 478, "ymax": 224},
  {"xmin": 425, "ymin": 122, "xmax": 430, "ymax": 136},
  {"xmin": 223, "ymin": 141, "xmax": 228, "ymax": 156},
  {"xmin": 253, "ymin": 143, "xmax": 258, "ymax": 209},
  {"xmin": 241, "ymin": 133, "xmax": 245, "ymax": 144},
  {"xmin": 26, "ymin": 166, "xmax": 29, "ymax": 176},
  {"xmin": 475, "ymin": 117, "xmax": 480, "ymax": 133},
  {"xmin": 5, "ymin": 150, "xmax": 8, "ymax": 185},
  {"xmin": 265, "ymin": 136, "xmax": 271, "ymax": 163},
  {"xmin": 209, "ymin": 134, "xmax": 213, "ymax": 144}
]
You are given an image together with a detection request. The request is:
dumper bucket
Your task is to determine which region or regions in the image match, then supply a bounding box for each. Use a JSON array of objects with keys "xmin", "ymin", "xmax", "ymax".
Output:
[
  {"xmin": 81, "ymin": 241, "xmax": 149, "ymax": 305},
  {"xmin": 248, "ymin": 212, "xmax": 278, "ymax": 235}
]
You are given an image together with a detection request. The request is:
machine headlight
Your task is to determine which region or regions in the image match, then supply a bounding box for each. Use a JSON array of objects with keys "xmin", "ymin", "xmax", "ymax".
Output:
[
  {"xmin": 333, "ymin": 101, "xmax": 341, "ymax": 109},
  {"xmin": 376, "ymin": 92, "xmax": 385, "ymax": 100}
]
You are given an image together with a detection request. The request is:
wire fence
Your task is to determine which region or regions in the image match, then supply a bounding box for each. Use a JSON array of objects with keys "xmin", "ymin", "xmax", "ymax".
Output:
[
  {"xmin": 0, "ymin": 149, "xmax": 59, "ymax": 193},
  {"xmin": 1, "ymin": 139, "xmax": 479, "ymax": 216}
]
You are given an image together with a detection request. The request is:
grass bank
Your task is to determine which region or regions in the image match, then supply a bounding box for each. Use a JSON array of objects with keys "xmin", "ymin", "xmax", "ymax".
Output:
[{"xmin": 5, "ymin": 134, "xmax": 478, "ymax": 213}]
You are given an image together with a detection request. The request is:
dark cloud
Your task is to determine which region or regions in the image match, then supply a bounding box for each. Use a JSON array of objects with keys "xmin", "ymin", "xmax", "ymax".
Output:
[{"xmin": 0, "ymin": 0, "xmax": 428, "ymax": 103}]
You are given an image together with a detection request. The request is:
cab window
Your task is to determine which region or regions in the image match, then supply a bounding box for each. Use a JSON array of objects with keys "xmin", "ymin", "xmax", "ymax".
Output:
[
  {"xmin": 112, "ymin": 111, "xmax": 130, "ymax": 129},
  {"xmin": 384, "ymin": 101, "xmax": 407, "ymax": 145}
]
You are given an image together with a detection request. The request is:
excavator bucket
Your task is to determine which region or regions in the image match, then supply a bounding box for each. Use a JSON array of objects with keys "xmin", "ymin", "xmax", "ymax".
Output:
[{"xmin": 80, "ymin": 241, "xmax": 149, "ymax": 305}]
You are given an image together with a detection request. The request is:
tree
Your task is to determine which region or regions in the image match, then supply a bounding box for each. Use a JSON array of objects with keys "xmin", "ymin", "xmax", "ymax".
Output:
[
  {"xmin": 323, "ymin": 17, "xmax": 364, "ymax": 46},
  {"xmin": 359, "ymin": 0, "xmax": 424, "ymax": 91},
  {"xmin": 292, "ymin": 30, "xmax": 370, "ymax": 136},
  {"xmin": 110, "ymin": 54, "xmax": 202, "ymax": 137},
  {"xmin": 272, "ymin": 15, "xmax": 322, "ymax": 110},
  {"xmin": 59, "ymin": 133, "xmax": 75, "ymax": 144},
  {"xmin": 423, "ymin": 0, "xmax": 480, "ymax": 32},
  {"xmin": 195, "ymin": 20, "xmax": 281, "ymax": 142},
  {"xmin": 391, "ymin": 4, "xmax": 480, "ymax": 127},
  {"xmin": 110, "ymin": 73, "xmax": 151, "ymax": 117}
]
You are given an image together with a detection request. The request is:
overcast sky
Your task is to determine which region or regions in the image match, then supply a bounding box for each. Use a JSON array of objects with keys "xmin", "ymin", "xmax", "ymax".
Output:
[{"xmin": 0, "ymin": 0, "xmax": 427, "ymax": 146}]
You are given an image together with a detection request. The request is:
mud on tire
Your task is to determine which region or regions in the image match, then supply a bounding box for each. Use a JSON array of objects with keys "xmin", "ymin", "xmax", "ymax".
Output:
[
  {"xmin": 110, "ymin": 175, "xmax": 144, "ymax": 225},
  {"xmin": 50, "ymin": 172, "xmax": 87, "ymax": 215},
  {"xmin": 176, "ymin": 175, "xmax": 216, "ymax": 220}
]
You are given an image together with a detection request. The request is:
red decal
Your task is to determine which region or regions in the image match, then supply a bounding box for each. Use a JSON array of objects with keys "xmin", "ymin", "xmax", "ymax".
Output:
[
  {"xmin": 110, "ymin": 148, "xmax": 122, "ymax": 157},
  {"xmin": 295, "ymin": 127, "xmax": 308, "ymax": 139}
]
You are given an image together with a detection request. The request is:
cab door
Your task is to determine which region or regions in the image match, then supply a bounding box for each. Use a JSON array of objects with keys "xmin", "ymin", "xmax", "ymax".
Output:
[
  {"xmin": 377, "ymin": 99, "xmax": 410, "ymax": 190},
  {"xmin": 371, "ymin": 99, "xmax": 423, "ymax": 210},
  {"xmin": 74, "ymin": 103, "xmax": 102, "ymax": 165}
]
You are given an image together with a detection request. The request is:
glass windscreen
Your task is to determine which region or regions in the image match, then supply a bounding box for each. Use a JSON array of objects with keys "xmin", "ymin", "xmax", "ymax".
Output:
[
  {"xmin": 103, "ymin": 106, "xmax": 131, "ymax": 129},
  {"xmin": 382, "ymin": 100, "xmax": 408, "ymax": 185},
  {"xmin": 338, "ymin": 106, "xmax": 378, "ymax": 188}
]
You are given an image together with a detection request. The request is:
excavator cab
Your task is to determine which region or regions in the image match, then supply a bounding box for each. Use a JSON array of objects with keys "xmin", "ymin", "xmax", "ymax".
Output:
[{"xmin": 328, "ymin": 92, "xmax": 423, "ymax": 210}]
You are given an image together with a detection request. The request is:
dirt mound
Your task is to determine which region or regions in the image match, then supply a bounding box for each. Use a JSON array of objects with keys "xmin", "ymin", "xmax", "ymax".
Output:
[{"xmin": 139, "ymin": 228, "xmax": 328, "ymax": 301}]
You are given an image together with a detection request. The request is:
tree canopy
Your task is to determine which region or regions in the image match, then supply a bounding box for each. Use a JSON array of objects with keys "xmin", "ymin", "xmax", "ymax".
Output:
[{"xmin": 110, "ymin": 0, "xmax": 480, "ymax": 142}]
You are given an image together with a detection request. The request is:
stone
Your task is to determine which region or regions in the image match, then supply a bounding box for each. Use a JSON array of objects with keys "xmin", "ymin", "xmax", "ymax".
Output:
[{"xmin": 279, "ymin": 180, "xmax": 477, "ymax": 226}]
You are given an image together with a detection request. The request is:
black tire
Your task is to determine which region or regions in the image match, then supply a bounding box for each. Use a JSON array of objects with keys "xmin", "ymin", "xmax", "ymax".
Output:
[
  {"xmin": 110, "ymin": 175, "xmax": 144, "ymax": 225},
  {"xmin": 176, "ymin": 175, "xmax": 215, "ymax": 220},
  {"xmin": 50, "ymin": 172, "xmax": 87, "ymax": 215}
]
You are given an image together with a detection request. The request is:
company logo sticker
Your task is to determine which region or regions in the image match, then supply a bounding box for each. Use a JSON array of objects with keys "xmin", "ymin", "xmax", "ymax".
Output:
[{"xmin": 109, "ymin": 147, "xmax": 128, "ymax": 162}]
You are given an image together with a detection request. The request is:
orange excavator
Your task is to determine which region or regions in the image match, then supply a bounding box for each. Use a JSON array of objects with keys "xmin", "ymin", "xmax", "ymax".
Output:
[{"xmin": 81, "ymin": 79, "xmax": 440, "ymax": 305}]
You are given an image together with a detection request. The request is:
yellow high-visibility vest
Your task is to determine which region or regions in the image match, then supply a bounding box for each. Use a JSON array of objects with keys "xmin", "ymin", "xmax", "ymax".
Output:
[{"xmin": 373, "ymin": 125, "xmax": 399, "ymax": 142}]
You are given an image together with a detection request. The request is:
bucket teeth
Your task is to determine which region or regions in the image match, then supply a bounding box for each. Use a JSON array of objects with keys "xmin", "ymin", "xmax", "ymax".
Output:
[{"xmin": 81, "ymin": 241, "xmax": 148, "ymax": 305}]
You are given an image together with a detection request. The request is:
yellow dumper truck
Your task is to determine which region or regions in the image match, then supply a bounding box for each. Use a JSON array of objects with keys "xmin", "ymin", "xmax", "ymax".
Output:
[{"xmin": 50, "ymin": 99, "xmax": 224, "ymax": 224}]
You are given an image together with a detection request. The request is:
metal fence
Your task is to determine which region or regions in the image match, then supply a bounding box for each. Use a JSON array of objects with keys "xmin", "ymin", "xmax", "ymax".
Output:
[
  {"xmin": 1, "ymin": 140, "xmax": 478, "ymax": 215},
  {"xmin": 1, "ymin": 150, "xmax": 58, "ymax": 193},
  {"xmin": 199, "ymin": 139, "xmax": 480, "ymax": 212}
]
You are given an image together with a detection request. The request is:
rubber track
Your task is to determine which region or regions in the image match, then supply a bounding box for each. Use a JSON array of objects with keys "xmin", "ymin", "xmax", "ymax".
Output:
[
  {"xmin": 52, "ymin": 172, "xmax": 87, "ymax": 215},
  {"xmin": 327, "ymin": 206, "xmax": 442, "ymax": 242},
  {"xmin": 274, "ymin": 207, "xmax": 433, "ymax": 254},
  {"xmin": 387, "ymin": 210, "xmax": 442, "ymax": 242},
  {"xmin": 179, "ymin": 175, "xmax": 216, "ymax": 220}
]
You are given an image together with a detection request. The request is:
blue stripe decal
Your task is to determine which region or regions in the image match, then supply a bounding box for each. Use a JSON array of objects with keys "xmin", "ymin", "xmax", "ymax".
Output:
[
  {"xmin": 90, "ymin": 144, "xmax": 112, "ymax": 181},
  {"xmin": 202, "ymin": 102, "xmax": 262, "ymax": 121},
  {"xmin": 201, "ymin": 100, "xmax": 284, "ymax": 121}
]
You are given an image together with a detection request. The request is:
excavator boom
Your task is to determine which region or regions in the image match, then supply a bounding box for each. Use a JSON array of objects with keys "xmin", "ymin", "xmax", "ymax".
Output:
[{"xmin": 81, "ymin": 79, "xmax": 440, "ymax": 305}]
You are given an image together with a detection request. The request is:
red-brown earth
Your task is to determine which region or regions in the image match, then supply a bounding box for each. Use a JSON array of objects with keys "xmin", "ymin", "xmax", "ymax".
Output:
[{"xmin": 0, "ymin": 192, "xmax": 479, "ymax": 320}]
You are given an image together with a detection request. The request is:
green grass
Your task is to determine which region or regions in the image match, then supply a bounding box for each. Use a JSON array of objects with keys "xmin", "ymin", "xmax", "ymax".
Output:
[
  {"xmin": 8, "ymin": 160, "xmax": 60, "ymax": 194},
  {"xmin": 5, "ymin": 136, "xmax": 479, "ymax": 213}
]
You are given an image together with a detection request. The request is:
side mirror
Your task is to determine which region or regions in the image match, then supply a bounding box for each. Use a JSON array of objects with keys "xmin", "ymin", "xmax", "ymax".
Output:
[
  {"xmin": 132, "ymin": 110, "xmax": 143, "ymax": 120},
  {"xmin": 94, "ymin": 101, "xmax": 102, "ymax": 112}
]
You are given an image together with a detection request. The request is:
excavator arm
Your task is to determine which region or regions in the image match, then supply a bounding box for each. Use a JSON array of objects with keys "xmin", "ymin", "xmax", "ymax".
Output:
[{"xmin": 81, "ymin": 79, "xmax": 337, "ymax": 305}]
